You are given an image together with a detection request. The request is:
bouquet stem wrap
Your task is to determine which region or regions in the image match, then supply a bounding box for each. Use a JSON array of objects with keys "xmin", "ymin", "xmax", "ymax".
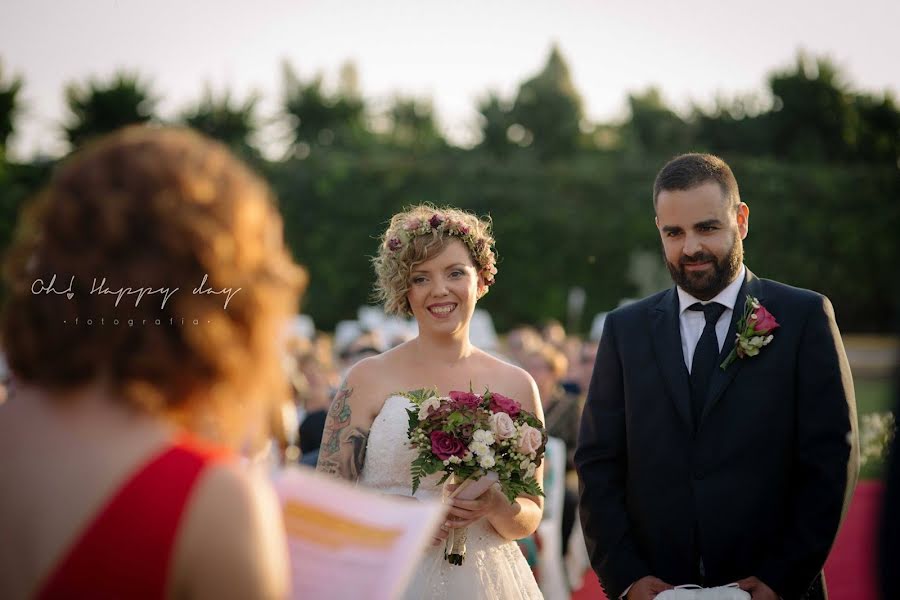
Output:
[{"xmin": 443, "ymin": 471, "xmax": 499, "ymax": 565}]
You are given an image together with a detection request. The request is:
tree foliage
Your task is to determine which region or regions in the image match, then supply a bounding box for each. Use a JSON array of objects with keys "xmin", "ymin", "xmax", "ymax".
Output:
[
  {"xmin": 181, "ymin": 88, "xmax": 259, "ymax": 159},
  {"xmin": 0, "ymin": 62, "xmax": 23, "ymax": 153},
  {"xmin": 64, "ymin": 71, "xmax": 156, "ymax": 149},
  {"xmin": 282, "ymin": 61, "xmax": 370, "ymax": 154},
  {"xmin": 510, "ymin": 45, "xmax": 584, "ymax": 160},
  {"xmin": 1, "ymin": 48, "xmax": 897, "ymax": 332}
]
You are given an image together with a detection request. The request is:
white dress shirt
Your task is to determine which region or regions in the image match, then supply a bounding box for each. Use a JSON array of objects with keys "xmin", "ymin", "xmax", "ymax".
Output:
[{"xmin": 677, "ymin": 265, "xmax": 746, "ymax": 373}]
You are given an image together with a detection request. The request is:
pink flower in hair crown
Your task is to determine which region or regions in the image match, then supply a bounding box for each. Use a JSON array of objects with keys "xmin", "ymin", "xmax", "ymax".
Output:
[{"xmin": 389, "ymin": 210, "xmax": 498, "ymax": 290}]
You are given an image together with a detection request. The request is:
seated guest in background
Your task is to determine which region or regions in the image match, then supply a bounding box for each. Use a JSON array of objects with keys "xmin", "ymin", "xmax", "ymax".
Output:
[
  {"xmin": 0, "ymin": 126, "xmax": 305, "ymax": 599},
  {"xmin": 298, "ymin": 409, "xmax": 327, "ymax": 468},
  {"xmin": 539, "ymin": 318, "xmax": 567, "ymax": 350},
  {"xmin": 504, "ymin": 325, "xmax": 543, "ymax": 366},
  {"xmin": 522, "ymin": 343, "xmax": 583, "ymax": 558}
]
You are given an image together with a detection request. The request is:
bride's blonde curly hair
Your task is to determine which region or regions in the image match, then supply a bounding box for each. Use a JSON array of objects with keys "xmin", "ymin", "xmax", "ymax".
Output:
[{"xmin": 373, "ymin": 204, "xmax": 497, "ymax": 316}]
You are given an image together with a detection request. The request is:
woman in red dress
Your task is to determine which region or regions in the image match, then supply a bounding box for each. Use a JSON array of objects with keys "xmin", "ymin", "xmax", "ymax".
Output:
[{"xmin": 0, "ymin": 126, "xmax": 306, "ymax": 599}]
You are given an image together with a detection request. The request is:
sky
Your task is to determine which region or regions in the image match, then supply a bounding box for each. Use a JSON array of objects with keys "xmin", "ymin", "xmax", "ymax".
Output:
[{"xmin": 2, "ymin": 0, "xmax": 898, "ymax": 159}]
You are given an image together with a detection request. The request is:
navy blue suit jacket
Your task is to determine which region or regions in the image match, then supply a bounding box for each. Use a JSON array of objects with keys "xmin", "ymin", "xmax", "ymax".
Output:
[{"xmin": 575, "ymin": 269, "xmax": 858, "ymax": 600}]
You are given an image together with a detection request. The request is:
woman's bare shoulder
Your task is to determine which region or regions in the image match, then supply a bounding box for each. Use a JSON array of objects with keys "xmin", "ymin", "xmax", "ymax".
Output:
[
  {"xmin": 172, "ymin": 462, "xmax": 289, "ymax": 599},
  {"xmin": 342, "ymin": 346, "xmax": 409, "ymax": 395},
  {"xmin": 474, "ymin": 350, "xmax": 540, "ymax": 413}
]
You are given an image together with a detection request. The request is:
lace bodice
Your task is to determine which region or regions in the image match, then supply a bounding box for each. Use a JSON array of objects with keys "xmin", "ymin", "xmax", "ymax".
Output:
[{"xmin": 359, "ymin": 394, "xmax": 444, "ymax": 499}]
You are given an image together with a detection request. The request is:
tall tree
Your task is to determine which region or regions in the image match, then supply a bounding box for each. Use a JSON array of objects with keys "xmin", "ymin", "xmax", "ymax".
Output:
[
  {"xmin": 385, "ymin": 96, "xmax": 445, "ymax": 152},
  {"xmin": 691, "ymin": 93, "xmax": 771, "ymax": 157},
  {"xmin": 476, "ymin": 93, "xmax": 515, "ymax": 158},
  {"xmin": 282, "ymin": 61, "xmax": 369, "ymax": 153},
  {"xmin": 852, "ymin": 92, "xmax": 900, "ymax": 165},
  {"xmin": 624, "ymin": 87, "xmax": 692, "ymax": 156},
  {"xmin": 767, "ymin": 53, "xmax": 857, "ymax": 162},
  {"xmin": 182, "ymin": 88, "xmax": 259, "ymax": 157},
  {"xmin": 0, "ymin": 61, "xmax": 23, "ymax": 154},
  {"xmin": 64, "ymin": 71, "xmax": 156, "ymax": 149},
  {"xmin": 510, "ymin": 45, "xmax": 584, "ymax": 161}
]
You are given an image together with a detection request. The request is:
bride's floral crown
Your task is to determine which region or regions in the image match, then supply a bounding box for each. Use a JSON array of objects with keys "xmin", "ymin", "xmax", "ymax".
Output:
[
  {"xmin": 374, "ymin": 205, "xmax": 497, "ymax": 316},
  {"xmin": 384, "ymin": 211, "xmax": 498, "ymax": 287}
]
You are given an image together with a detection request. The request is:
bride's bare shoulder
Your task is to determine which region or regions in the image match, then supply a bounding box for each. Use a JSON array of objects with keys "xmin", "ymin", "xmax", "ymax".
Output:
[
  {"xmin": 474, "ymin": 350, "xmax": 540, "ymax": 413},
  {"xmin": 341, "ymin": 342, "xmax": 414, "ymax": 397}
]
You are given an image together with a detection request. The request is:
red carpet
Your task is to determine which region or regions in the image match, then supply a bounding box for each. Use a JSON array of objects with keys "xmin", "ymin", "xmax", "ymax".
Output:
[{"xmin": 572, "ymin": 481, "xmax": 884, "ymax": 600}]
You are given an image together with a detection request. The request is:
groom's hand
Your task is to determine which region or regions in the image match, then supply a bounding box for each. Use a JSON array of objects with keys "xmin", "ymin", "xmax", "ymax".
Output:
[
  {"xmin": 736, "ymin": 576, "xmax": 778, "ymax": 600},
  {"xmin": 626, "ymin": 576, "xmax": 674, "ymax": 599}
]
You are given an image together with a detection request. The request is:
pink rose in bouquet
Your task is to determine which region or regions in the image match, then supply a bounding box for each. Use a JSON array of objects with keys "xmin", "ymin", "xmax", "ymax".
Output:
[
  {"xmin": 489, "ymin": 392, "xmax": 521, "ymax": 418},
  {"xmin": 430, "ymin": 431, "xmax": 466, "ymax": 461},
  {"xmin": 449, "ymin": 390, "xmax": 483, "ymax": 411},
  {"xmin": 404, "ymin": 387, "xmax": 547, "ymax": 566},
  {"xmin": 517, "ymin": 425, "xmax": 543, "ymax": 455},
  {"xmin": 489, "ymin": 412, "xmax": 517, "ymax": 440}
]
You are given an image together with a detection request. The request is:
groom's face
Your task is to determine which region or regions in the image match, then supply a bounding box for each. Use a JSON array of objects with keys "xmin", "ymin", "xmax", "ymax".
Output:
[{"xmin": 655, "ymin": 181, "xmax": 749, "ymax": 300}]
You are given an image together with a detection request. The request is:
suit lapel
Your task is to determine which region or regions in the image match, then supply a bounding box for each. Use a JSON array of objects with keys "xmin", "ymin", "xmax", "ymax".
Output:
[
  {"xmin": 651, "ymin": 288, "xmax": 693, "ymax": 431},
  {"xmin": 701, "ymin": 269, "xmax": 762, "ymax": 426}
]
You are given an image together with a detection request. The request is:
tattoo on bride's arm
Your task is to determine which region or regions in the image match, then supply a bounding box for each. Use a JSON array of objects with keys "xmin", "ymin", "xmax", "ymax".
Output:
[{"xmin": 316, "ymin": 386, "xmax": 370, "ymax": 480}]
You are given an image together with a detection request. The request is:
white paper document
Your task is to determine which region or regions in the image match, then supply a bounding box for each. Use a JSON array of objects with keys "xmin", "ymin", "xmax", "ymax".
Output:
[{"xmin": 273, "ymin": 466, "xmax": 446, "ymax": 600}]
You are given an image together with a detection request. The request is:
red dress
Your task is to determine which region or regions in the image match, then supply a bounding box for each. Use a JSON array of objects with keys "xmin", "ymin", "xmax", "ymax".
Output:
[{"xmin": 36, "ymin": 434, "xmax": 229, "ymax": 599}]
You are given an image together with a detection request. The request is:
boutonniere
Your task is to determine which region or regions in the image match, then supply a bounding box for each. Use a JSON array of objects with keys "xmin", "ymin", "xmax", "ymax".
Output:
[{"xmin": 721, "ymin": 296, "xmax": 780, "ymax": 370}]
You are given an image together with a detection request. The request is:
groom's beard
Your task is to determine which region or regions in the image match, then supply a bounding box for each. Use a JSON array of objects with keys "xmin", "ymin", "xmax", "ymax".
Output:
[{"xmin": 665, "ymin": 234, "xmax": 743, "ymax": 301}]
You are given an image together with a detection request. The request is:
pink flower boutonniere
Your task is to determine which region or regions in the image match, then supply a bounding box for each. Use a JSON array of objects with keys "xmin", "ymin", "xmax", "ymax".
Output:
[{"xmin": 721, "ymin": 296, "xmax": 780, "ymax": 370}]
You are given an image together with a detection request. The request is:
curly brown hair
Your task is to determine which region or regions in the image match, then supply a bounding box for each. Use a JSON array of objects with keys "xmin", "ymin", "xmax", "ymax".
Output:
[
  {"xmin": 1, "ymin": 126, "xmax": 306, "ymax": 438},
  {"xmin": 372, "ymin": 205, "xmax": 496, "ymax": 316}
]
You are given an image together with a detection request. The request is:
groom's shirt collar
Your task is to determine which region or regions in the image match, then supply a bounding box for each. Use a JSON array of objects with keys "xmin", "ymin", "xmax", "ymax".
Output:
[
  {"xmin": 677, "ymin": 264, "xmax": 746, "ymax": 315},
  {"xmin": 676, "ymin": 265, "xmax": 746, "ymax": 370}
]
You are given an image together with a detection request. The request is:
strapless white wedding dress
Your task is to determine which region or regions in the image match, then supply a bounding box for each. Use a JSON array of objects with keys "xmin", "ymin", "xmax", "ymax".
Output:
[{"xmin": 360, "ymin": 395, "xmax": 544, "ymax": 600}]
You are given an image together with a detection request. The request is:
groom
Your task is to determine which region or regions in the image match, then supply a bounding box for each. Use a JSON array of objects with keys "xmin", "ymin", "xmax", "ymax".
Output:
[{"xmin": 575, "ymin": 154, "xmax": 858, "ymax": 600}]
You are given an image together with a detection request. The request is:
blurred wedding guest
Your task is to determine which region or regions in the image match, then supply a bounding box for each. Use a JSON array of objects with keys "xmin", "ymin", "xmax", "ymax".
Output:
[
  {"xmin": 562, "ymin": 339, "xmax": 599, "ymax": 397},
  {"xmin": 284, "ymin": 335, "xmax": 339, "ymax": 466},
  {"xmin": 539, "ymin": 319, "xmax": 567, "ymax": 350},
  {"xmin": 522, "ymin": 343, "xmax": 582, "ymax": 555},
  {"xmin": 298, "ymin": 410, "xmax": 327, "ymax": 468},
  {"xmin": 504, "ymin": 325, "xmax": 543, "ymax": 366},
  {"xmin": 337, "ymin": 330, "xmax": 383, "ymax": 373},
  {"xmin": 0, "ymin": 127, "xmax": 305, "ymax": 599},
  {"xmin": 0, "ymin": 351, "xmax": 9, "ymax": 405},
  {"xmin": 879, "ymin": 368, "xmax": 900, "ymax": 599}
]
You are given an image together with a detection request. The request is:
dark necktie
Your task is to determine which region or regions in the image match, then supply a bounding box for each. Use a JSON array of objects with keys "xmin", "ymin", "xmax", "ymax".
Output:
[{"xmin": 688, "ymin": 302, "xmax": 727, "ymax": 427}]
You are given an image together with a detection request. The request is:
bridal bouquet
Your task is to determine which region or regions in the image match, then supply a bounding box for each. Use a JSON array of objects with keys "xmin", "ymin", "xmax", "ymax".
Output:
[{"xmin": 405, "ymin": 388, "xmax": 546, "ymax": 565}]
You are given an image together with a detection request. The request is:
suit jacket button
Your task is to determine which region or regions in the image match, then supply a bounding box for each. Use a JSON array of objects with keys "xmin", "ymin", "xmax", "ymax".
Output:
[{"xmin": 694, "ymin": 470, "xmax": 705, "ymax": 480}]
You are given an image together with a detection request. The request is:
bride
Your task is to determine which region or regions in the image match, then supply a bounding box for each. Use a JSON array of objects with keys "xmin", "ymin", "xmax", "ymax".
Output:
[{"xmin": 316, "ymin": 205, "xmax": 544, "ymax": 599}]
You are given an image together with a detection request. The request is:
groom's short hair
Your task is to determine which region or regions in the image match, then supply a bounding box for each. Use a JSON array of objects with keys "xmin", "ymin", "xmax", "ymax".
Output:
[{"xmin": 653, "ymin": 153, "xmax": 741, "ymax": 211}]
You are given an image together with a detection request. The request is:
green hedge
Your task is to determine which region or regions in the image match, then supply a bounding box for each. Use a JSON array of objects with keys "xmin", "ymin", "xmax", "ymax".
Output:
[
  {"xmin": 2, "ymin": 150, "xmax": 897, "ymax": 334},
  {"xmin": 267, "ymin": 149, "xmax": 899, "ymax": 333}
]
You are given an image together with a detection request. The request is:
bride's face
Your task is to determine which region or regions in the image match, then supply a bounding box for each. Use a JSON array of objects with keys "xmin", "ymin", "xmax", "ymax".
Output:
[{"xmin": 406, "ymin": 238, "xmax": 483, "ymax": 335}]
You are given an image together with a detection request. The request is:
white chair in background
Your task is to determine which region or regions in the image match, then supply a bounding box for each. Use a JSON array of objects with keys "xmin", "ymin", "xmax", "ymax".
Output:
[{"xmin": 537, "ymin": 436, "xmax": 569, "ymax": 600}]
